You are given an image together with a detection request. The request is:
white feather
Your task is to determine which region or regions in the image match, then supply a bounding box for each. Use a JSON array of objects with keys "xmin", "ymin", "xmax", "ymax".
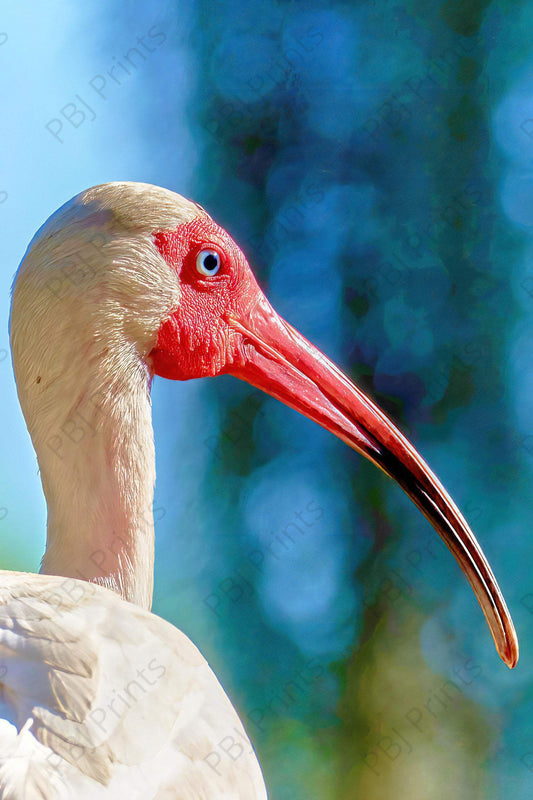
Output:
[{"xmin": 0, "ymin": 572, "xmax": 266, "ymax": 799}]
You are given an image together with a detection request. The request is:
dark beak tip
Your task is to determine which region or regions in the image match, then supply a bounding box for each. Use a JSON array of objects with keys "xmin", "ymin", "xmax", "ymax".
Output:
[
  {"xmin": 497, "ymin": 623, "xmax": 519, "ymax": 668},
  {"xmin": 505, "ymin": 640, "xmax": 519, "ymax": 669}
]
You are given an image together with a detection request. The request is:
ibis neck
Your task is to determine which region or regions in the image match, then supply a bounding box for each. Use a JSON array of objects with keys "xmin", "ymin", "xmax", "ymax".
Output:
[{"xmin": 35, "ymin": 359, "xmax": 156, "ymax": 610}]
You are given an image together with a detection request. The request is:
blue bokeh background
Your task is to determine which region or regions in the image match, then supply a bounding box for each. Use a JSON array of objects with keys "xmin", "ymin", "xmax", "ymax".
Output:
[{"xmin": 1, "ymin": 2, "xmax": 532, "ymax": 797}]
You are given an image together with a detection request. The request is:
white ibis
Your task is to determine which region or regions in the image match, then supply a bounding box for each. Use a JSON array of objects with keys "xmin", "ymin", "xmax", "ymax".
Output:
[{"xmin": 0, "ymin": 182, "xmax": 517, "ymax": 798}]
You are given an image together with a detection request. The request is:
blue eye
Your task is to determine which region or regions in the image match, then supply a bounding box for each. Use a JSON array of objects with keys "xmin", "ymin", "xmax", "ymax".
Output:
[{"xmin": 196, "ymin": 249, "xmax": 221, "ymax": 276}]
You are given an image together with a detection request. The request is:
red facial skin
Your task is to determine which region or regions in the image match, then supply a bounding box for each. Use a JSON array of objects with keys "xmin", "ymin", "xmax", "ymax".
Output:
[
  {"xmin": 148, "ymin": 213, "xmax": 518, "ymax": 668},
  {"xmin": 151, "ymin": 216, "xmax": 262, "ymax": 380}
]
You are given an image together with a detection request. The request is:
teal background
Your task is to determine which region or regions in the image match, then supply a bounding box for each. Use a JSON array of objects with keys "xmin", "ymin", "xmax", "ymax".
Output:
[{"xmin": 0, "ymin": 1, "xmax": 532, "ymax": 797}]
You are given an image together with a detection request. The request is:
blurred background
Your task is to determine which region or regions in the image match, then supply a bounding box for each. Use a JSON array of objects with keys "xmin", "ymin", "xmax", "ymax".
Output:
[{"xmin": 1, "ymin": 1, "xmax": 532, "ymax": 797}]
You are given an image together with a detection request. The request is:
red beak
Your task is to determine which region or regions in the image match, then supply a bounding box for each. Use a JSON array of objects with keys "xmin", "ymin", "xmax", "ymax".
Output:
[{"xmin": 226, "ymin": 296, "xmax": 518, "ymax": 668}]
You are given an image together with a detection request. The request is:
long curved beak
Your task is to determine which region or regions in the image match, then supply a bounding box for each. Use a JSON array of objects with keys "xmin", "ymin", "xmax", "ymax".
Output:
[{"xmin": 226, "ymin": 296, "xmax": 518, "ymax": 668}]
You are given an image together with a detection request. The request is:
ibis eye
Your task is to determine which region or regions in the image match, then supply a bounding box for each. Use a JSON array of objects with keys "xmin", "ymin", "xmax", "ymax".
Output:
[{"xmin": 196, "ymin": 249, "xmax": 221, "ymax": 277}]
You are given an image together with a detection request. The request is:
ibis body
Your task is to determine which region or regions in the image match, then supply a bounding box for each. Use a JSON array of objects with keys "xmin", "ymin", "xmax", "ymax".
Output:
[{"xmin": 0, "ymin": 183, "xmax": 518, "ymax": 798}]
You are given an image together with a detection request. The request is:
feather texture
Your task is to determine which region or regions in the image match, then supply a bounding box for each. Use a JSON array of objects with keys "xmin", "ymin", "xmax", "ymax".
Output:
[{"xmin": 0, "ymin": 572, "xmax": 267, "ymax": 799}]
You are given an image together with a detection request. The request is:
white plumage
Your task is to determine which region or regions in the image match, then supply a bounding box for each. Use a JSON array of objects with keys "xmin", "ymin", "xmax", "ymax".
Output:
[{"xmin": 0, "ymin": 572, "xmax": 266, "ymax": 798}]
